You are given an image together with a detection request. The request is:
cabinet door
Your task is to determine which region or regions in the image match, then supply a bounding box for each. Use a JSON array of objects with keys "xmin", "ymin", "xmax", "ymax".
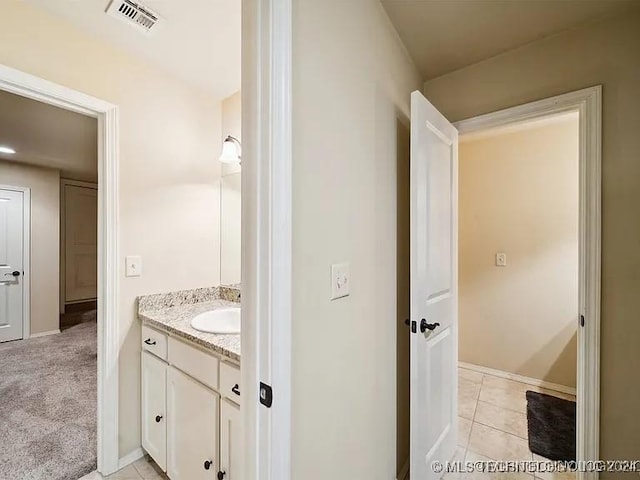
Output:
[
  {"xmin": 220, "ymin": 399, "xmax": 242, "ymax": 480},
  {"xmin": 141, "ymin": 352, "xmax": 167, "ymax": 470},
  {"xmin": 167, "ymin": 366, "xmax": 219, "ymax": 480}
]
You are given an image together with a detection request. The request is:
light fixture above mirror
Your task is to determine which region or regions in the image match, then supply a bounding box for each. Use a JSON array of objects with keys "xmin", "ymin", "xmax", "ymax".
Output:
[{"xmin": 219, "ymin": 135, "xmax": 241, "ymax": 164}]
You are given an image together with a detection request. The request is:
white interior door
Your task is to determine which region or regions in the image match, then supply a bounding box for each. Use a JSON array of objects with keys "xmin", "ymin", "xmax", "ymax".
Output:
[
  {"xmin": 0, "ymin": 188, "xmax": 25, "ymax": 343},
  {"xmin": 410, "ymin": 91, "xmax": 458, "ymax": 480},
  {"xmin": 64, "ymin": 183, "xmax": 97, "ymax": 303}
]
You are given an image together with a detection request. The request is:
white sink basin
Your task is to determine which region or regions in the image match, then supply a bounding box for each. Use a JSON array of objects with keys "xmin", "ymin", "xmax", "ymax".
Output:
[{"xmin": 191, "ymin": 307, "xmax": 241, "ymax": 334}]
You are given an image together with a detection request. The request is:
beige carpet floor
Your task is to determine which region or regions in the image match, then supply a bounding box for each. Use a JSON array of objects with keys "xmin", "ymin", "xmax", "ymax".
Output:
[{"xmin": 0, "ymin": 319, "xmax": 97, "ymax": 480}]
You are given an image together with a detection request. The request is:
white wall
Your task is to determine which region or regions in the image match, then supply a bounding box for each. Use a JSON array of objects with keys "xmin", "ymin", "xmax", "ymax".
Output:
[
  {"xmin": 0, "ymin": 161, "xmax": 59, "ymax": 335},
  {"xmin": 0, "ymin": 1, "xmax": 223, "ymax": 457},
  {"xmin": 459, "ymin": 116, "xmax": 579, "ymax": 388},
  {"xmin": 291, "ymin": 1, "xmax": 422, "ymax": 478}
]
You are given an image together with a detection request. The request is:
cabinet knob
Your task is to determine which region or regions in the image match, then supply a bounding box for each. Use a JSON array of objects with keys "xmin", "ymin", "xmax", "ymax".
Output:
[
  {"xmin": 217, "ymin": 471, "xmax": 226, "ymax": 480},
  {"xmin": 155, "ymin": 415, "xmax": 163, "ymax": 423},
  {"xmin": 231, "ymin": 384, "xmax": 240, "ymax": 396},
  {"xmin": 204, "ymin": 460, "xmax": 213, "ymax": 471}
]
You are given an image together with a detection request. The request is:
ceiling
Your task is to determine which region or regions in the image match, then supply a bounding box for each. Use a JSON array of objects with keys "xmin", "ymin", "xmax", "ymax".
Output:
[
  {"xmin": 381, "ymin": 0, "xmax": 639, "ymax": 80},
  {"xmin": 0, "ymin": 90, "xmax": 98, "ymax": 182},
  {"xmin": 25, "ymin": 0, "xmax": 241, "ymax": 100}
]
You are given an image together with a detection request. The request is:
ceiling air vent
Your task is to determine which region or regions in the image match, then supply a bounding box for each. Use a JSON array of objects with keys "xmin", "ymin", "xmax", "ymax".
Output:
[{"xmin": 106, "ymin": 0, "xmax": 162, "ymax": 34}]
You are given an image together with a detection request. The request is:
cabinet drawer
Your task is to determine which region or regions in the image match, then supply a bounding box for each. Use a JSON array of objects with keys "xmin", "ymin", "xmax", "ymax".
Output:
[
  {"xmin": 168, "ymin": 337, "xmax": 219, "ymax": 391},
  {"xmin": 220, "ymin": 362, "xmax": 241, "ymax": 405},
  {"xmin": 142, "ymin": 325, "xmax": 168, "ymax": 360}
]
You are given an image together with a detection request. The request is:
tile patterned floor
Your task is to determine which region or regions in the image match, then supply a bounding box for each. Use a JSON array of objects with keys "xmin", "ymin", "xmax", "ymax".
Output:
[
  {"xmin": 79, "ymin": 456, "xmax": 168, "ymax": 480},
  {"xmin": 454, "ymin": 366, "xmax": 577, "ymax": 480}
]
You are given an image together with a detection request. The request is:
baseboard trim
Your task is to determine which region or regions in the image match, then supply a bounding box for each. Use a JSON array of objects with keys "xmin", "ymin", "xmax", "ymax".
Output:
[
  {"xmin": 459, "ymin": 361, "xmax": 577, "ymax": 396},
  {"xmin": 397, "ymin": 457, "xmax": 409, "ymax": 480},
  {"xmin": 28, "ymin": 329, "xmax": 61, "ymax": 339},
  {"xmin": 118, "ymin": 447, "xmax": 144, "ymax": 470}
]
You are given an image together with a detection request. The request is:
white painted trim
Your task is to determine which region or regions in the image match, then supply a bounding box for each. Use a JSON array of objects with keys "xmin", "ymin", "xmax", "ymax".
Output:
[
  {"xmin": 455, "ymin": 86, "xmax": 601, "ymax": 480},
  {"xmin": 118, "ymin": 447, "xmax": 145, "ymax": 470},
  {"xmin": 459, "ymin": 110, "xmax": 579, "ymax": 144},
  {"xmin": 29, "ymin": 329, "xmax": 61, "ymax": 338},
  {"xmin": 242, "ymin": 0, "xmax": 292, "ymax": 479},
  {"xmin": 458, "ymin": 362, "xmax": 577, "ymax": 396},
  {"xmin": 61, "ymin": 178, "xmax": 98, "ymax": 189},
  {"xmin": 0, "ymin": 64, "xmax": 121, "ymax": 475},
  {"xmin": 0, "ymin": 184, "xmax": 31, "ymax": 340},
  {"xmin": 397, "ymin": 458, "xmax": 409, "ymax": 480}
]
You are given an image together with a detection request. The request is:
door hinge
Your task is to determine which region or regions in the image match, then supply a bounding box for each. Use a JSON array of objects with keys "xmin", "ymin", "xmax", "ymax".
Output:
[
  {"xmin": 259, "ymin": 382, "xmax": 273, "ymax": 408},
  {"xmin": 580, "ymin": 314, "xmax": 585, "ymax": 327}
]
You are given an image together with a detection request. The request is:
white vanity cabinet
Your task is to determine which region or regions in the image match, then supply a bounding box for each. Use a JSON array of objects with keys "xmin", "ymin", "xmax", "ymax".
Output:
[
  {"xmin": 141, "ymin": 351, "xmax": 167, "ymax": 470},
  {"xmin": 220, "ymin": 399, "xmax": 241, "ymax": 479},
  {"xmin": 167, "ymin": 366, "xmax": 219, "ymax": 480},
  {"xmin": 141, "ymin": 325, "xmax": 242, "ymax": 480}
]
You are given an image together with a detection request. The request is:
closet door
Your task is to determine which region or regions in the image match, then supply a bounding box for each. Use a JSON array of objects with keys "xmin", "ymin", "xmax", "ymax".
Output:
[{"xmin": 64, "ymin": 183, "xmax": 97, "ymax": 303}]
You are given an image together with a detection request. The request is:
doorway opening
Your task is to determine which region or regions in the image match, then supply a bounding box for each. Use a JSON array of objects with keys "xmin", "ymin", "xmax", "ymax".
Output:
[
  {"xmin": 402, "ymin": 87, "xmax": 600, "ymax": 480},
  {"xmin": 0, "ymin": 64, "xmax": 120, "ymax": 475},
  {"xmin": 0, "ymin": 87, "xmax": 100, "ymax": 479},
  {"xmin": 457, "ymin": 110, "xmax": 580, "ymax": 467}
]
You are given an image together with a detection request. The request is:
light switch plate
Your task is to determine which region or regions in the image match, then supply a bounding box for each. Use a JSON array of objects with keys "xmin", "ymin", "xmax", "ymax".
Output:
[
  {"xmin": 331, "ymin": 262, "xmax": 350, "ymax": 300},
  {"xmin": 496, "ymin": 252, "xmax": 507, "ymax": 267},
  {"xmin": 125, "ymin": 255, "xmax": 142, "ymax": 277}
]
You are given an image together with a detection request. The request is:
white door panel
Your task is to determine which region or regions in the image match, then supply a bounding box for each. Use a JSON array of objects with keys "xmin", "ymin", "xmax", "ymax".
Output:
[
  {"xmin": 141, "ymin": 351, "xmax": 167, "ymax": 471},
  {"xmin": 167, "ymin": 366, "xmax": 219, "ymax": 480},
  {"xmin": 64, "ymin": 184, "xmax": 97, "ymax": 303},
  {"xmin": 0, "ymin": 188, "xmax": 24, "ymax": 343},
  {"xmin": 220, "ymin": 399, "xmax": 242, "ymax": 480},
  {"xmin": 410, "ymin": 91, "xmax": 458, "ymax": 480}
]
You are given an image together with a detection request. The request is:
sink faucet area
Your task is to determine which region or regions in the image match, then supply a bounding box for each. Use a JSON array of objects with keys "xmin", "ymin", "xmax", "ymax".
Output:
[{"xmin": 191, "ymin": 307, "xmax": 241, "ymax": 334}]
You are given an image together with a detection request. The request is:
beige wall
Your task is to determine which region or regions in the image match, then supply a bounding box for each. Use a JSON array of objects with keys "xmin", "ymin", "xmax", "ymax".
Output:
[
  {"xmin": 0, "ymin": 1, "xmax": 223, "ymax": 457},
  {"xmin": 424, "ymin": 9, "xmax": 640, "ymax": 471},
  {"xmin": 0, "ymin": 161, "xmax": 60, "ymax": 335},
  {"xmin": 459, "ymin": 117, "xmax": 579, "ymax": 388},
  {"xmin": 220, "ymin": 91, "xmax": 241, "ymax": 285},
  {"xmin": 291, "ymin": 1, "xmax": 421, "ymax": 478}
]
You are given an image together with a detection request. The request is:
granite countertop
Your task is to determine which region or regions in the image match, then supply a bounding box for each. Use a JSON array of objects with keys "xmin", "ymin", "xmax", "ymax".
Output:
[{"xmin": 137, "ymin": 286, "xmax": 241, "ymax": 362}]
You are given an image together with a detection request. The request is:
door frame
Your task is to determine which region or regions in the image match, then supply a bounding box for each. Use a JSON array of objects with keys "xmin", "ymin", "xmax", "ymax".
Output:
[
  {"xmin": 0, "ymin": 184, "xmax": 31, "ymax": 339},
  {"xmin": 455, "ymin": 86, "xmax": 601, "ymax": 479},
  {"xmin": 242, "ymin": 0, "xmax": 293, "ymax": 479},
  {"xmin": 0, "ymin": 64, "xmax": 121, "ymax": 474}
]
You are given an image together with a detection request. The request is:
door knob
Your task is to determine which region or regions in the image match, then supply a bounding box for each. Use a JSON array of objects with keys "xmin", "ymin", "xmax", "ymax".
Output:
[
  {"xmin": 155, "ymin": 415, "xmax": 163, "ymax": 423},
  {"xmin": 204, "ymin": 460, "xmax": 213, "ymax": 470},
  {"xmin": 420, "ymin": 319, "xmax": 440, "ymax": 333},
  {"xmin": 217, "ymin": 471, "xmax": 226, "ymax": 480}
]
